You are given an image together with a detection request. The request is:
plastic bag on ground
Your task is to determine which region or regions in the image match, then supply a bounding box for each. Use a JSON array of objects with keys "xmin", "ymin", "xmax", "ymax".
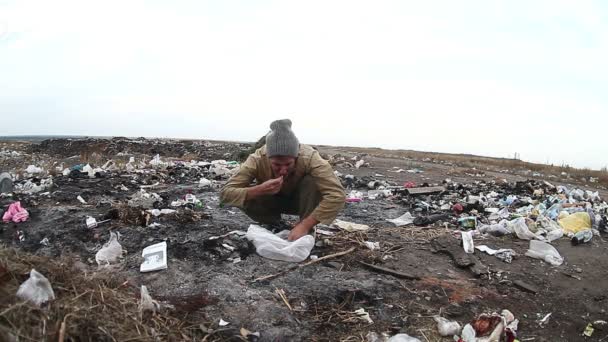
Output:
[
  {"xmin": 461, "ymin": 323, "xmax": 476, "ymax": 342},
  {"xmin": 525, "ymin": 240, "xmax": 563, "ymax": 266},
  {"xmin": 95, "ymin": 232, "xmax": 123, "ymax": 265},
  {"xmin": 387, "ymin": 334, "xmax": 421, "ymax": 342},
  {"xmin": 559, "ymin": 212, "xmax": 591, "ymax": 234},
  {"xmin": 477, "ymin": 220, "xmax": 511, "ymax": 236},
  {"xmin": 509, "ymin": 217, "xmax": 543, "ymax": 240},
  {"xmin": 139, "ymin": 285, "xmax": 159, "ymax": 315},
  {"xmin": 16, "ymin": 269, "xmax": 55, "ymax": 306},
  {"xmin": 246, "ymin": 225, "xmax": 314, "ymax": 262},
  {"xmin": 3, "ymin": 201, "xmax": 29, "ymax": 223},
  {"xmin": 387, "ymin": 212, "xmax": 415, "ymax": 227},
  {"xmin": 25, "ymin": 165, "xmax": 43, "ymax": 174},
  {"xmin": 434, "ymin": 316, "xmax": 461, "ymax": 336}
]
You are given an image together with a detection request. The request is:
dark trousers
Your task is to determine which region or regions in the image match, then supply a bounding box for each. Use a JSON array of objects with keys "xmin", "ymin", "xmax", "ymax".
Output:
[{"xmin": 243, "ymin": 175, "xmax": 321, "ymax": 224}]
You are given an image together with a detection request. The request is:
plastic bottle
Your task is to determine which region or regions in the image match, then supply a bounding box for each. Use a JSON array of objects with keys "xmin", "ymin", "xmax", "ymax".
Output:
[{"xmin": 571, "ymin": 229, "xmax": 593, "ymax": 245}]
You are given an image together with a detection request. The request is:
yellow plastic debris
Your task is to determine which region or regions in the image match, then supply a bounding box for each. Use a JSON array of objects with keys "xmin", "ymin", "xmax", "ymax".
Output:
[{"xmin": 558, "ymin": 212, "xmax": 591, "ymax": 234}]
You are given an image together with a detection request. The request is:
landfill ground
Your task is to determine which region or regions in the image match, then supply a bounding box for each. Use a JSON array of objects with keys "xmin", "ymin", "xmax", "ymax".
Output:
[{"xmin": 1, "ymin": 137, "xmax": 607, "ymax": 342}]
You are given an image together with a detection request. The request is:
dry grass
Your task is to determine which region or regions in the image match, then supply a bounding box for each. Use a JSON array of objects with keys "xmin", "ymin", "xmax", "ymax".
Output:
[
  {"xmin": 337, "ymin": 146, "xmax": 608, "ymax": 187},
  {"xmin": 0, "ymin": 246, "xmax": 229, "ymax": 342}
]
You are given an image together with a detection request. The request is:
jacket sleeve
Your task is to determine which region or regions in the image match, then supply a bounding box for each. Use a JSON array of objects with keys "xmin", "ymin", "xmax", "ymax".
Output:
[
  {"xmin": 308, "ymin": 151, "xmax": 346, "ymax": 224},
  {"xmin": 219, "ymin": 155, "xmax": 257, "ymax": 208}
]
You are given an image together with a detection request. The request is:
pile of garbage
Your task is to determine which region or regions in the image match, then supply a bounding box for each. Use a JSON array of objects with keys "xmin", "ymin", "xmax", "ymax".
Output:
[{"xmin": 339, "ymin": 173, "xmax": 607, "ymax": 264}]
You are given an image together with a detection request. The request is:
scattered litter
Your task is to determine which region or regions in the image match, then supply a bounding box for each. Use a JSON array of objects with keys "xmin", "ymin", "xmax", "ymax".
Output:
[
  {"xmin": 583, "ymin": 323, "xmax": 594, "ymax": 337},
  {"xmin": 199, "ymin": 178, "xmax": 212, "ymax": 188},
  {"xmin": 405, "ymin": 186, "xmax": 444, "ymax": 195},
  {"xmin": 571, "ymin": 229, "xmax": 593, "ymax": 245},
  {"xmin": 387, "ymin": 212, "xmax": 415, "ymax": 227},
  {"xmin": 25, "ymin": 165, "xmax": 43, "ymax": 174},
  {"xmin": 354, "ymin": 308, "xmax": 373, "ymax": 323},
  {"xmin": 0, "ymin": 172, "xmax": 14, "ymax": 194},
  {"xmin": 458, "ymin": 216, "xmax": 477, "ymax": 229},
  {"xmin": 538, "ymin": 313, "xmax": 552, "ymax": 326},
  {"xmin": 95, "ymin": 232, "xmax": 123, "ymax": 266},
  {"xmin": 346, "ymin": 190, "xmax": 364, "ymax": 203},
  {"xmin": 219, "ymin": 319, "xmax": 230, "ymax": 326},
  {"xmin": 147, "ymin": 209, "xmax": 177, "ymax": 217},
  {"xmin": 315, "ymin": 228, "xmax": 335, "ymax": 236},
  {"xmin": 475, "ymin": 245, "xmax": 517, "ymax": 263},
  {"xmin": 333, "ymin": 219, "xmax": 370, "ymax": 232},
  {"xmin": 364, "ymin": 241, "xmax": 380, "ymax": 250},
  {"xmin": 16, "ymin": 269, "xmax": 55, "ymax": 306},
  {"xmin": 39, "ymin": 238, "xmax": 50, "ymax": 246},
  {"xmin": 139, "ymin": 285, "xmax": 159, "ymax": 315},
  {"xmin": 77, "ymin": 195, "xmax": 87, "ymax": 204},
  {"xmin": 461, "ymin": 231, "xmax": 475, "ymax": 254},
  {"xmin": 140, "ymin": 241, "xmax": 168, "ymax": 272},
  {"xmin": 387, "ymin": 334, "xmax": 421, "ymax": 342},
  {"xmin": 559, "ymin": 212, "xmax": 591, "ymax": 234},
  {"xmin": 525, "ymin": 240, "xmax": 563, "ymax": 266},
  {"xmin": 434, "ymin": 315, "xmax": 461, "ymax": 336},
  {"xmin": 3, "ymin": 201, "xmax": 29, "ymax": 223},
  {"xmin": 246, "ymin": 225, "xmax": 314, "ymax": 262}
]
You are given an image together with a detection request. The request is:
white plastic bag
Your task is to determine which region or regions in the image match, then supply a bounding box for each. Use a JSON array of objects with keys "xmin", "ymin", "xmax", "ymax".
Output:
[
  {"xmin": 461, "ymin": 231, "xmax": 475, "ymax": 254},
  {"xmin": 387, "ymin": 334, "xmax": 421, "ymax": 342},
  {"xmin": 434, "ymin": 316, "xmax": 461, "ymax": 336},
  {"xmin": 139, "ymin": 285, "xmax": 159, "ymax": 315},
  {"xmin": 509, "ymin": 217, "xmax": 542, "ymax": 240},
  {"xmin": 460, "ymin": 323, "xmax": 476, "ymax": 342},
  {"xmin": 95, "ymin": 232, "xmax": 123, "ymax": 265},
  {"xmin": 525, "ymin": 240, "xmax": 563, "ymax": 266},
  {"xmin": 16, "ymin": 269, "xmax": 55, "ymax": 306},
  {"xmin": 246, "ymin": 225, "xmax": 314, "ymax": 262},
  {"xmin": 199, "ymin": 178, "xmax": 212, "ymax": 188},
  {"xmin": 387, "ymin": 212, "xmax": 415, "ymax": 227}
]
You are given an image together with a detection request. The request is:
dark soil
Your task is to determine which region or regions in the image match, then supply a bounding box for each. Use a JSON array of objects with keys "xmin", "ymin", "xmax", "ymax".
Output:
[{"xmin": 1, "ymin": 138, "xmax": 607, "ymax": 342}]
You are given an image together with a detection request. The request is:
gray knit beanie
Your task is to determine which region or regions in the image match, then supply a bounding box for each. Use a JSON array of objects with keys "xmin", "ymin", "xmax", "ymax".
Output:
[{"xmin": 266, "ymin": 119, "xmax": 300, "ymax": 157}]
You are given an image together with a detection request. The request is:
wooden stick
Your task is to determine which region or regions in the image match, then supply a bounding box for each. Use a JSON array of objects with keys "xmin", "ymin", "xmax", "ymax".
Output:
[
  {"xmin": 252, "ymin": 247, "xmax": 356, "ymax": 282},
  {"xmin": 359, "ymin": 261, "xmax": 420, "ymax": 280},
  {"xmin": 275, "ymin": 288, "xmax": 293, "ymax": 311}
]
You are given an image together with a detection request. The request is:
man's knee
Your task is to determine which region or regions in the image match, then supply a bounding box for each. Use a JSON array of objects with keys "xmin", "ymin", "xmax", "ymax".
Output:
[{"xmin": 243, "ymin": 196, "xmax": 282, "ymax": 224}]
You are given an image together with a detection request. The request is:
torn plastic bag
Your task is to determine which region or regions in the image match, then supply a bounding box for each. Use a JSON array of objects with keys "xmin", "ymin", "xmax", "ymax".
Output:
[
  {"xmin": 559, "ymin": 212, "xmax": 591, "ymax": 234},
  {"xmin": 95, "ymin": 232, "xmax": 123, "ymax": 265},
  {"xmin": 525, "ymin": 240, "xmax": 563, "ymax": 266},
  {"xmin": 16, "ymin": 269, "xmax": 55, "ymax": 306},
  {"xmin": 246, "ymin": 225, "xmax": 314, "ymax": 262}
]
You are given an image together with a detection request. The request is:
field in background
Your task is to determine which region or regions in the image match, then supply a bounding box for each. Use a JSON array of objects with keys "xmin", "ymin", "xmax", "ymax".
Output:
[{"xmin": 328, "ymin": 145, "xmax": 608, "ymax": 188}]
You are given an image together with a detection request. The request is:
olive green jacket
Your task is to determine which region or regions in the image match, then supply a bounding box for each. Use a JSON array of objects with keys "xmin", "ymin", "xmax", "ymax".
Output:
[{"xmin": 220, "ymin": 144, "xmax": 345, "ymax": 224}]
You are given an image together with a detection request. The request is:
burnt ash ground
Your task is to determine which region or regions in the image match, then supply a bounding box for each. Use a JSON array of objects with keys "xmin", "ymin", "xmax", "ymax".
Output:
[{"xmin": 1, "ymin": 138, "xmax": 607, "ymax": 342}]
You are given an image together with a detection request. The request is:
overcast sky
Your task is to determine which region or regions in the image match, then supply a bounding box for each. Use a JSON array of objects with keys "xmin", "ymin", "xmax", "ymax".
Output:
[{"xmin": 1, "ymin": 1, "xmax": 607, "ymax": 169}]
